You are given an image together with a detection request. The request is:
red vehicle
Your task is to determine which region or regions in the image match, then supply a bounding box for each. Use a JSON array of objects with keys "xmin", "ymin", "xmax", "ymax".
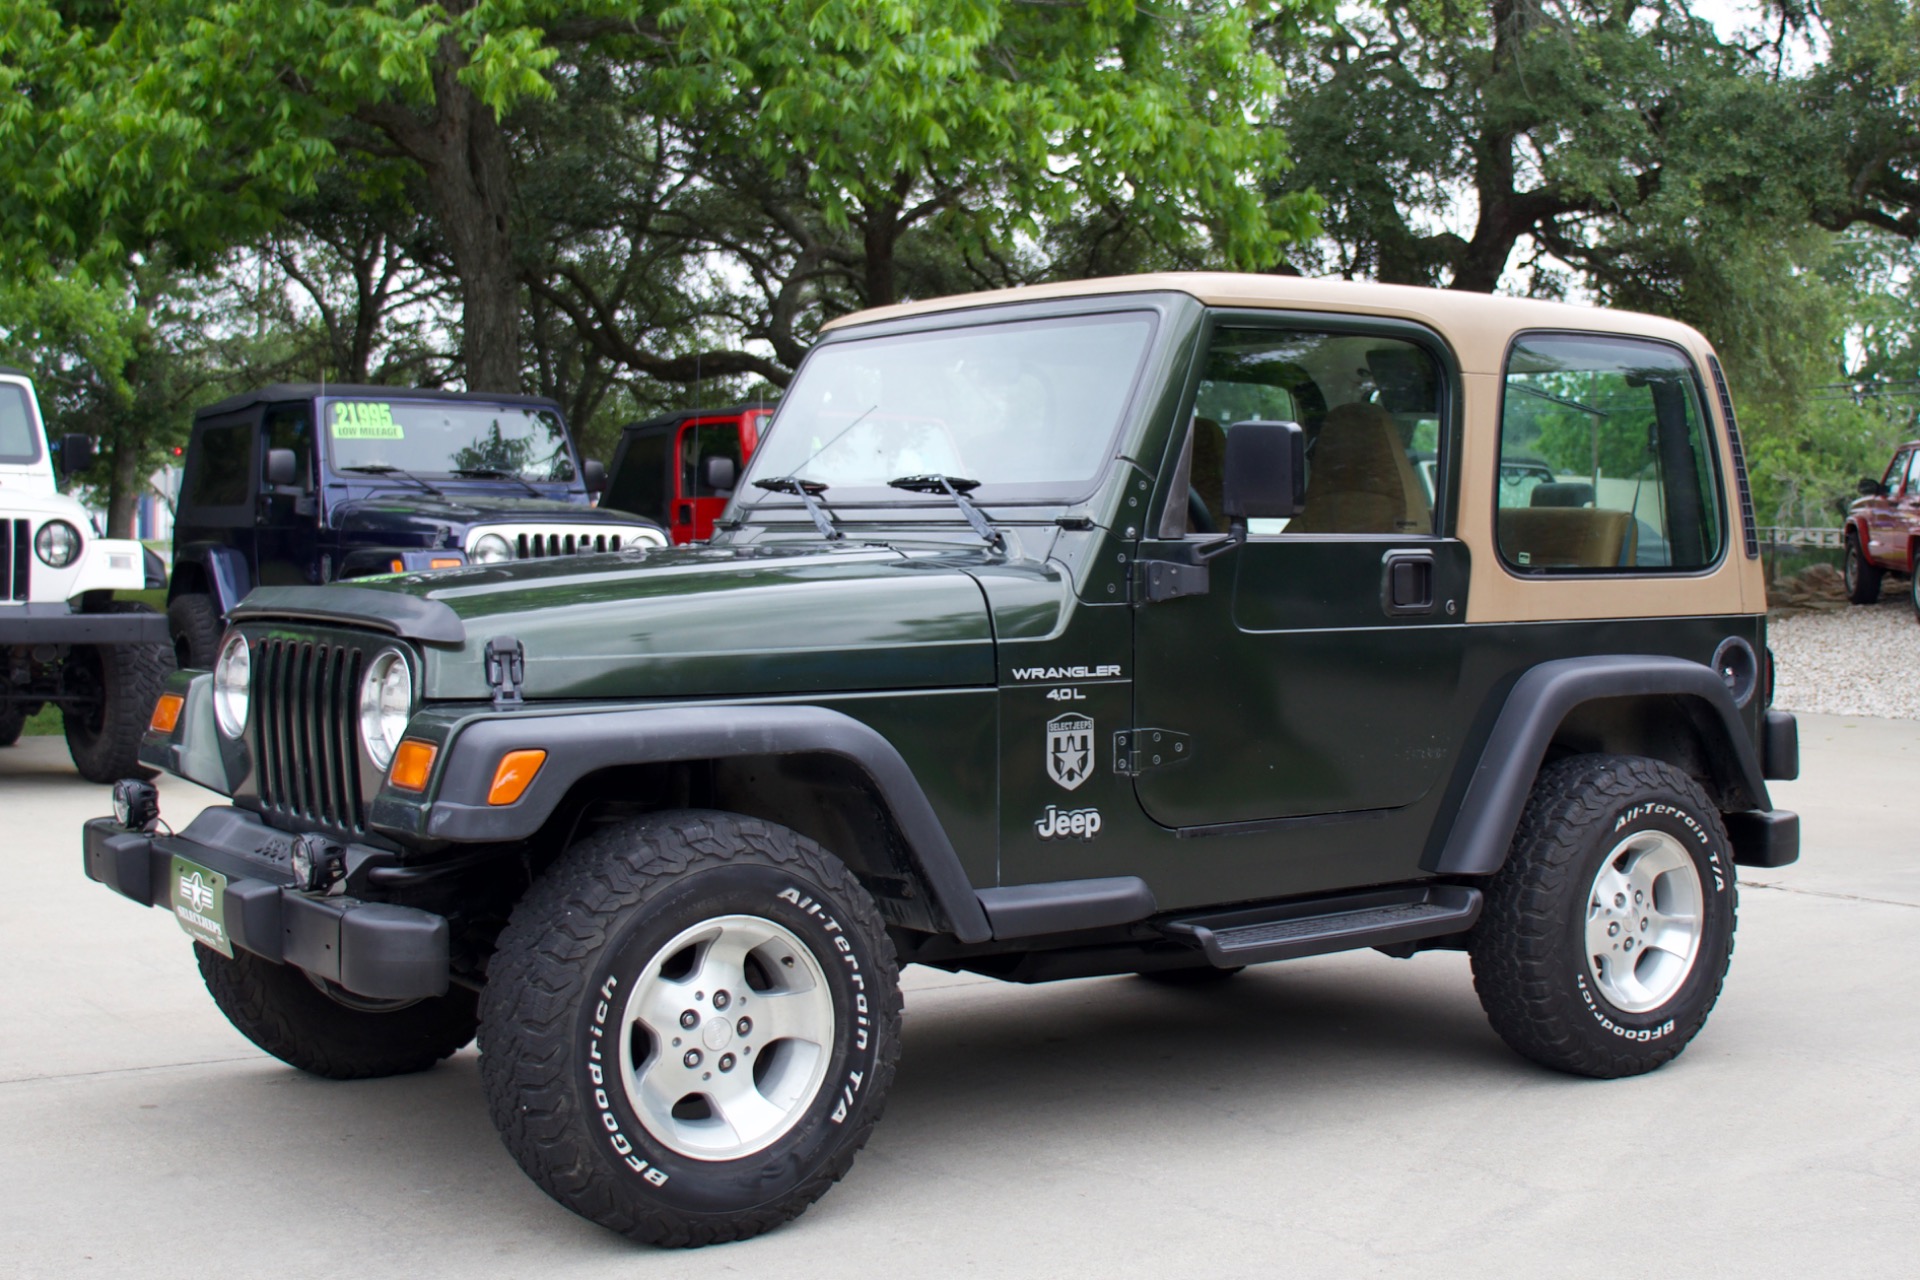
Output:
[
  {"xmin": 600, "ymin": 404, "xmax": 771, "ymax": 544},
  {"xmin": 1844, "ymin": 440, "xmax": 1920, "ymax": 618}
]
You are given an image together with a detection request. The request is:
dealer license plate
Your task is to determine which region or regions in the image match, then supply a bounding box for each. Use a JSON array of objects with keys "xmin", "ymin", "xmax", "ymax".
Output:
[{"xmin": 168, "ymin": 856, "xmax": 232, "ymax": 957}]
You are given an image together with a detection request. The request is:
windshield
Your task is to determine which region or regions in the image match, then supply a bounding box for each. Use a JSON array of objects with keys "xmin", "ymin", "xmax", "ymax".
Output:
[
  {"xmin": 0, "ymin": 383, "xmax": 43, "ymax": 466},
  {"xmin": 323, "ymin": 398, "xmax": 577, "ymax": 483},
  {"xmin": 743, "ymin": 311, "xmax": 1156, "ymax": 505}
]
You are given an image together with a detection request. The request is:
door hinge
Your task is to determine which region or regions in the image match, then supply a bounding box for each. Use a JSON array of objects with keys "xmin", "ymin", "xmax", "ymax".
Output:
[
  {"xmin": 1113, "ymin": 728, "xmax": 1192, "ymax": 775},
  {"xmin": 1136, "ymin": 559, "xmax": 1210, "ymax": 603},
  {"xmin": 485, "ymin": 636, "xmax": 525, "ymax": 709}
]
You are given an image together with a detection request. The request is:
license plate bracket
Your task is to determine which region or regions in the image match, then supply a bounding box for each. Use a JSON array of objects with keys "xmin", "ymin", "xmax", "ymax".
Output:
[{"xmin": 168, "ymin": 856, "xmax": 233, "ymax": 957}]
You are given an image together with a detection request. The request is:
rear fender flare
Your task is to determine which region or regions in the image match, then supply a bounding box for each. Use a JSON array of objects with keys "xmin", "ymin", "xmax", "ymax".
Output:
[
  {"xmin": 1426, "ymin": 655, "xmax": 1770, "ymax": 877},
  {"xmin": 394, "ymin": 704, "xmax": 994, "ymax": 944}
]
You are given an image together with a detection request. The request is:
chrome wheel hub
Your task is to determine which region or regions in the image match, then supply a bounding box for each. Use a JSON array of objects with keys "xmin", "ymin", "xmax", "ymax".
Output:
[
  {"xmin": 1585, "ymin": 830, "xmax": 1704, "ymax": 1013},
  {"xmin": 618, "ymin": 914, "xmax": 834, "ymax": 1161}
]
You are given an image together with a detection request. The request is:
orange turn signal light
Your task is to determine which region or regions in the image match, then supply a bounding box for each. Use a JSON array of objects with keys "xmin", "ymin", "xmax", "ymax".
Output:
[
  {"xmin": 389, "ymin": 739, "xmax": 438, "ymax": 792},
  {"xmin": 487, "ymin": 749, "xmax": 547, "ymax": 806},
  {"xmin": 149, "ymin": 693, "xmax": 184, "ymax": 734},
  {"xmin": 390, "ymin": 559, "xmax": 405, "ymax": 573},
  {"xmin": 429, "ymin": 557, "xmax": 461, "ymax": 570}
]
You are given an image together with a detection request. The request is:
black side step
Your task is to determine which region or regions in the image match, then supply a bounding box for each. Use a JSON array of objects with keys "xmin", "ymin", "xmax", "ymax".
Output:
[{"xmin": 1161, "ymin": 885, "xmax": 1483, "ymax": 967}]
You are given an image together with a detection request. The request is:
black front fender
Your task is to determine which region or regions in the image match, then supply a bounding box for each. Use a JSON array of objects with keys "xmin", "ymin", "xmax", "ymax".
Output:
[
  {"xmin": 1427, "ymin": 655, "xmax": 1773, "ymax": 877},
  {"xmin": 373, "ymin": 703, "xmax": 994, "ymax": 944}
]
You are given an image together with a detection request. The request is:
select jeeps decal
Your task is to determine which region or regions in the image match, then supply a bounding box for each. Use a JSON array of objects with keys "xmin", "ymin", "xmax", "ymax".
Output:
[
  {"xmin": 1012, "ymin": 664, "xmax": 1122, "ymax": 682},
  {"xmin": 1046, "ymin": 714, "xmax": 1095, "ymax": 790},
  {"xmin": 1035, "ymin": 804, "xmax": 1102, "ymax": 841}
]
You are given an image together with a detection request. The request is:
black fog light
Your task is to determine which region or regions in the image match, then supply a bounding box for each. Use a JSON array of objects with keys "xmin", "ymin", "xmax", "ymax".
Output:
[
  {"xmin": 111, "ymin": 779, "xmax": 159, "ymax": 832},
  {"xmin": 289, "ymin": 833, "xmax": 343, "ymax": 891}
]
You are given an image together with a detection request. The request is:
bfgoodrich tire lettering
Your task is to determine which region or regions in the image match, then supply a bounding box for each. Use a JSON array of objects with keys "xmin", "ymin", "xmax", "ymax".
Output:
[
  {"xmin": 1469, "ymin": 754, "xmax": 1737, "ymax": 1079},
  {"xmin": 478, "ymin": 810, "xmax": 902, "ymax": 1248}
]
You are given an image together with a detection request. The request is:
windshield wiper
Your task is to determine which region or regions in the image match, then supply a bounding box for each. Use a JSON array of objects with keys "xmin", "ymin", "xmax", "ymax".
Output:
[
  {"xmin": 339, "ymin": 463, "xmax": 444, "ymax": 496},
  {"xmin": 752, "ymin": 477, "xmax": 843, "ymax": 540},
  {"xmin": 450, "ymin": 467, "xmax": 543, "ymax": 498},
  {"xmin": 888, "ymin": 474, "xmax": 1003, "ymax": 548}
]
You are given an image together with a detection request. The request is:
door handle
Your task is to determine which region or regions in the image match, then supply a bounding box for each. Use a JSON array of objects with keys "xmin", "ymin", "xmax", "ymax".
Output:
[{"xmin": 1382, "ymin": 550, "xmax": 1436, "ymax": 616}]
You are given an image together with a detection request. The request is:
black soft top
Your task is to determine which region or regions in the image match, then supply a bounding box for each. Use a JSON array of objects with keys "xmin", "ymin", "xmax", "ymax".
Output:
[
  {"xmin": 0, "ymin": 365, "xmax": 28, "ymax": 378},
  {"xmin": 194, "ymin": 383, "xmax": 564, "ymax": 422},
  {"xmin": 618, "ymin": 402, "xmax": 775, "ymax": 439}
]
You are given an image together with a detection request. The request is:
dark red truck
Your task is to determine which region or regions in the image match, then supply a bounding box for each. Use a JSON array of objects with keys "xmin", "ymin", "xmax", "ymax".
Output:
[
  {"xmin": 1844, "ymin": 441, "xmax": 1920, "ymax": 619},
  {"xmin": 601, "ymin": 405, "xmax": 771, "ymax": 544}
]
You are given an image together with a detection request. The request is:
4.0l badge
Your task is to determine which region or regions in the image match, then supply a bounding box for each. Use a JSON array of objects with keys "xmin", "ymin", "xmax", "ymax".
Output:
[{"xmin": 1046, "ymin": 714, "xmax": 1094, "ymax": 790}]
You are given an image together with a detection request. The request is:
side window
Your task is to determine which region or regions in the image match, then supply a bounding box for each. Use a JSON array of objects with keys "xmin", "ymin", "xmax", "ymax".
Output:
[
  {"xmin": 1907, "ymin": 449, "xmax": 1920, "ymax": 493},
  {"xmin": 682, "ymin": 422, "xmax": 743, "ymax": 497},
  {"xmin": 1499, "ymin": 334, "xmax": 1723, "ymax": 572},
  {"xmin": 262, "ymin": 404, "xmax": 314, "ymax": 489},
  {"xmin": 1184, "ymin": 327, "xmax": 1442, "ymax": 536},
  {"xmin": 185, "ymin": 421, "xmax": 256, "ymax": 510},
  {"xmin": 1886, "ymin": 449, "xmax": 1912, "ymax": 497}
]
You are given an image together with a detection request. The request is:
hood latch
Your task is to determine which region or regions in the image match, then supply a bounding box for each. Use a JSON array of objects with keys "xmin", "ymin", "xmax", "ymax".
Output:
[{"xmin": 485, "ymin": 636, "xmax": 526, "ymax": 709}]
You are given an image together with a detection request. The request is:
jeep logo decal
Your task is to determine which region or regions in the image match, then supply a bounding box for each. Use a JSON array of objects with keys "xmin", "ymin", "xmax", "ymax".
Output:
[{"xmin": 1046, "ymin": 714, "xmax": 1094, "ymax": 791}]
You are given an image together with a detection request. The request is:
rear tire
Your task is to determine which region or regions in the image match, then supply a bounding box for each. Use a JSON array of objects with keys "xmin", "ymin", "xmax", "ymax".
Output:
[
  {"xmin": 1469, "ymin": 754, "xmax": 1736, "ymax": 1079},
  {"xmin": 0, "ymin": 703, "xmax": 24, "ymax": 747},
  {"xmin": 167, "ymin": 592, "xmax": 224, "ymax": 671},
  {"xmin": 1845, "ymin": 532, "xmax": 1883, "ymax": 603},
  {"xmin": 479, "ymin": 810, "xmax": 902, "ymax": 1248},
  {"xmin": 62, "ymin": 603, "xmax": 171, "ymax": 783},
  {"xmin": 197, "ymin": 946, "xmax": 478, "ymax": 1080}
]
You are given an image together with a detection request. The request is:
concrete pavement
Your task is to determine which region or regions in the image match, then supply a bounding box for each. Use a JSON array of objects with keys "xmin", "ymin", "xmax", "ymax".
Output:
[{"xmin": 1, "ymin": 714, "xmax": 1914, "ymax": 1278}]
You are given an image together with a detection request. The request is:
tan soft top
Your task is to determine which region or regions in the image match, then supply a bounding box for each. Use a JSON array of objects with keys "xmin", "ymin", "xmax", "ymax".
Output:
[{"xmin": 823, "ymin": 272, "xmax": 1710, "ymax": 376}]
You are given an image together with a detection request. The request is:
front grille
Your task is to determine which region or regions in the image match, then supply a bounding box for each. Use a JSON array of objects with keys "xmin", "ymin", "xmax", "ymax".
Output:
[
  {"xmin": 518, "ymin": 530, "xmax": 625, "ymax": 558},
  {"xmin": 253, "ymin": 636, "xmax": 368, "ymax": 835},
  {"xmin": 3, "ymin": 518, "xmax": 28, "ymax": 600}
]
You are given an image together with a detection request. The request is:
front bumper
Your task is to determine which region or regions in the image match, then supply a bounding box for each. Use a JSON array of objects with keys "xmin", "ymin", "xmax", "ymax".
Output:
[
  {"xmin": 0, "ymin": 603, "xmax": 169, "ymax": 645},
  {"xmin": 83, "ymin": 807, "xmax": 450, "ymax": 1000}
]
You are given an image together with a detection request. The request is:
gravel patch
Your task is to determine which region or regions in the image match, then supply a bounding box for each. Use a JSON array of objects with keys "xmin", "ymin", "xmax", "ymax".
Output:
[{"xmin": 1769, "ymin": 593, "xmax": 1920, "ymax": 719}]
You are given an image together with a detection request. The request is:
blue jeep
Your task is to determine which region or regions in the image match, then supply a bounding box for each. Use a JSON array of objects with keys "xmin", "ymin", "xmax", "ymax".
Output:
[{"xmin": 165, "ymin": 384, "xmax": 667, "ymax": 668}]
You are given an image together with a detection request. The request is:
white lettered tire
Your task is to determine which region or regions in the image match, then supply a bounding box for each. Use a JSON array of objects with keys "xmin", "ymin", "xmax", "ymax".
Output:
[
  {"xmin": 479, "ymin": 811, "xmax": 902, "ymax": 1247},
  {"xmin": 1468, "ymin": 754, "xmax": 1737, "ymax": 1078}
]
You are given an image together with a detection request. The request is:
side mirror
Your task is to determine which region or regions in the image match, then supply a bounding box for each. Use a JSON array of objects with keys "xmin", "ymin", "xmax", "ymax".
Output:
[
  {"xmin": 57, "ymin": 434, "xmax": 95, "ymax": 476},
  {"xmin": 1859, "ymin": 476, "xmax": 1887, "ymax": 497},
  {"xmin": 582, "ymin": 459, "xmax": 608, "ymax": 494},
  {"xmin": 264, "ymin": 447, "xmax": 298, "ymax": 488},
  {"xmin": 1222, "ymin": 420, "xmax": 1307, "ymax": 525},
  {"xmin": 701, "ymin": 455, "xmax": 737, "ymax": 495}
]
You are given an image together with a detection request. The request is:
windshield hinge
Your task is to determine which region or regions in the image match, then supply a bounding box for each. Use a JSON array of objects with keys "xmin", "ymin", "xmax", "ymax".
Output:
[
  {"xmin": 1113, "ymin": 728, "xmax": 1192, "ymax": 776},
  {"xmin": 485, "ymin": 636, "xmax": 525, "ymax": 709}
]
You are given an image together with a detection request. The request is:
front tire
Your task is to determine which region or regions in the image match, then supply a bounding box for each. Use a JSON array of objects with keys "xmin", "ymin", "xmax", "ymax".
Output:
[
  {"xmin": 1469, "ymin": 754, "xmax": 1736, "ymax": 1079},
  {"xmin": 0, "ymin": 703, "xmax": 24, "ymax": 747},
  {"xmin": 479, "ymin": 810, "xmax": 902, "ymax": 1248},
  {"xmin": 197, "ymin": 946, "xmax": 479, "ymax": 1079},
  {"xmin": 62, "ymin": 603, "xmax": 171, "ymax": 783},
  {"xmin": 1845, "ymin": 532, "xmax": 1883, "ymax": 603},
  {"xmin": 167, "ymin": 592, "xmax": 224, "ymax": 670}
]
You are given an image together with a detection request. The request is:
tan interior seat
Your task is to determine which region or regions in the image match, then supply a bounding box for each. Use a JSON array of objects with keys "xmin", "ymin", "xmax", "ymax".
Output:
[
  {"xmin": 1288, "ymin": 402, "xmax": 1430, "ymax": 534},
  {"xmin": 1497, "ymin": 508, "xmax": 1635, "ymax": 568}
]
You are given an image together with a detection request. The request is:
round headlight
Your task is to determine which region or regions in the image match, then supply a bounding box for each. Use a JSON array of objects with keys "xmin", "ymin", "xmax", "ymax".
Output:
[
  {"xmin": 359, "ymin": 650, "xmax": 413, "ymax": 770},
  {"xmin": 472, "ymin": 533, "xmax": 513, "ymax": 564},
  {"xmin": 212, "ymin": 634, "xmax": 251, "ymax": 738},
  {"xmin": 34, "ymin": 520, "xmax": 81, "ymax": 568}
]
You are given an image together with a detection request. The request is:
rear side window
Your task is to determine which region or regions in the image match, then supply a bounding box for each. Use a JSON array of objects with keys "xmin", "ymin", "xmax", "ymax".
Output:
[
  {"xmin": 1498, "ymin": 334, "xmax": 1723, "ymax": 573},
  {"xmin": 0, "ymin": 384, "xmax": 42, "ymax": 465},
  {"xmin": 683, "ymin": 421, "xmax": 743, "ymax": 497},
  {"xmin": 186, "ymin": 421, "xmax": 256, "ymax": 509}
]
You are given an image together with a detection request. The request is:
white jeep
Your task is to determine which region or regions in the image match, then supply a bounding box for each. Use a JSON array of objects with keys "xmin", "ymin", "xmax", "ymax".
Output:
[{"xmin": 0, "ymin": 367, "xmax": 172, "ymax": 780}]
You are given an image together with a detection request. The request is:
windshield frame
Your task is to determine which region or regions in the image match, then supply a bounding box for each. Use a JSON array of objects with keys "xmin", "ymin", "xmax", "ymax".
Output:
[
  {"xmin": 317, "ymin": 395, "xmax": 583, "ymax": 488},
  {"xmin": 738, "ymin": 300, "xmax": 1169, "ymax": 515},
  {"xmin": 0, "ymin": 380, "xmax": 46, "ymax": 467}
]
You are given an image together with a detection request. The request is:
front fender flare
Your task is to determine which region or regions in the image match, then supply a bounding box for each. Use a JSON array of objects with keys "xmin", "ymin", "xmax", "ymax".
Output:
[
  {"xmin": 1426, "ymin": 655, "xmax": 1771, "ymax": 877},
  {"xmin": 377, "ymin": 704, "xmax": 994, "ymax": 944}
]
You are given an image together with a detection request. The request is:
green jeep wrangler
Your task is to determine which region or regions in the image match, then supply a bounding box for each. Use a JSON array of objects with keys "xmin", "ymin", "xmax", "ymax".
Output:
[{"xmin": 85, "ymin": 274, "xmax": 1800, "ymax": 1247}]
